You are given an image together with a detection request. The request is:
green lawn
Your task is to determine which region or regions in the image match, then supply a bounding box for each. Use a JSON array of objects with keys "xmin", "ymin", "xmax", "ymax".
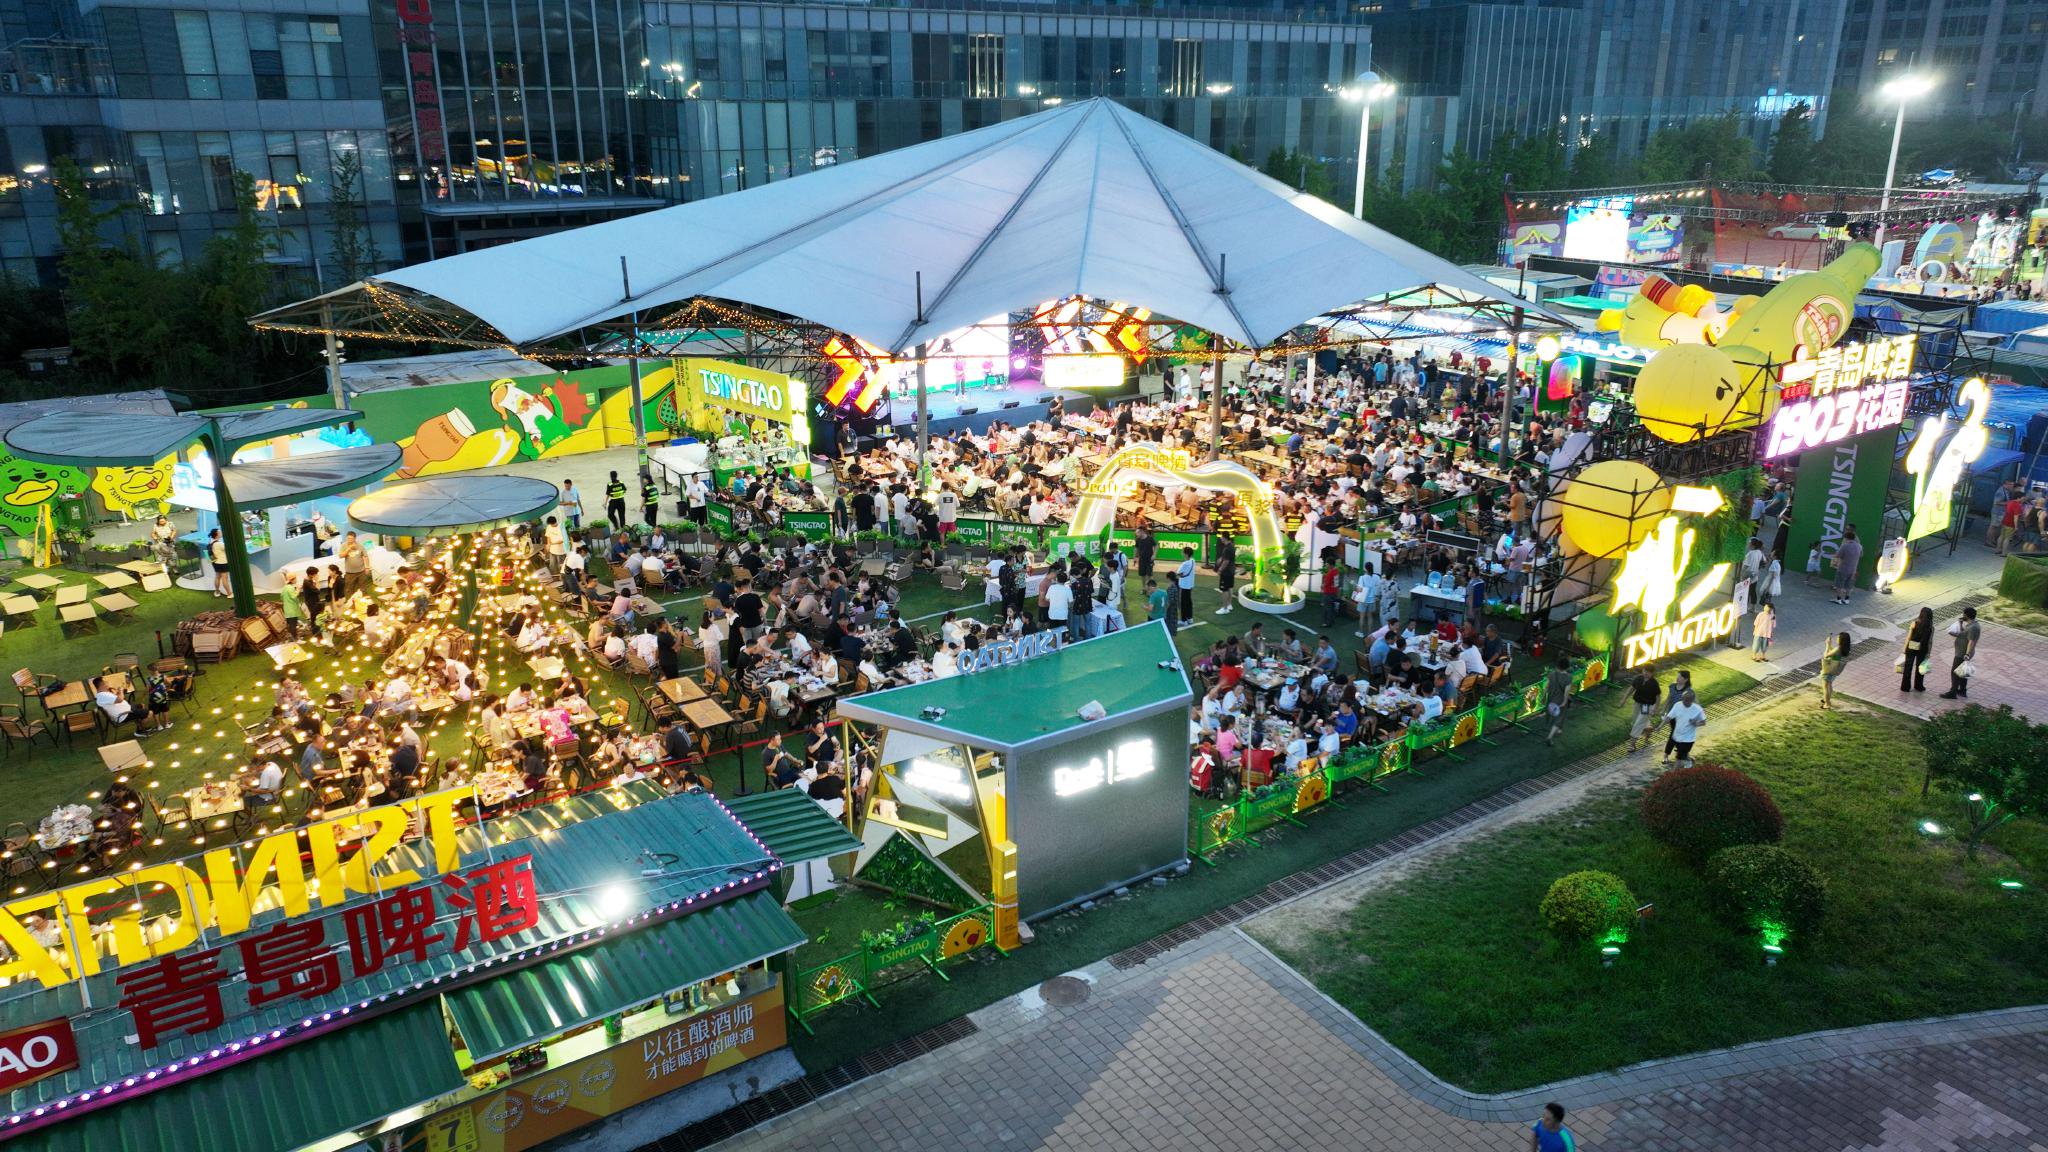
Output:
[{"xmin": 1249, "ymin": 700, "xmax": 2048, "ymax": 1093}]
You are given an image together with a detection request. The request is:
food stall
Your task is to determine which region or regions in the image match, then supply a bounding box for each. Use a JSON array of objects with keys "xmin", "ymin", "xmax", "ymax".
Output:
[
  {"xmin": 0, "ymin": 785, "xmax": 859, "ymax": 1152},
  {"xmin": 834, "ymin": 621, "xmax": 1194, "ymax": 950}
]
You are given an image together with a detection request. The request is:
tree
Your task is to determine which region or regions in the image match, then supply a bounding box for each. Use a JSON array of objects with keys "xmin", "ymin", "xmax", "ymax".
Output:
[
  {"xmin": 50, "ymin": 157, "xmax": 181, "ymax": 378},
  {"xmin": 1767, "ymin": 103, "xmax": 1817, "ymax": 184},
  {"xmin": 1566, "ymin": 131, "xmax": 1625, "ymax": 188},
  {"xmin": 1916, "ymin": 704, "xmax": 2048, "ymax": 859},
  {"xmin": 1639, "ymin": 115, "xmax": 1756, "ymax": 183},
  {"xmin": 193, "ymin": 170, "xmax": 276, "ymax": 370},
  {"xmin": 327, "ymin": 148, "xmax": 376, "ymax": 285},
  {"xmin": 1260, "ymin": 147, "xmax": 1337, "ymax": 204}
]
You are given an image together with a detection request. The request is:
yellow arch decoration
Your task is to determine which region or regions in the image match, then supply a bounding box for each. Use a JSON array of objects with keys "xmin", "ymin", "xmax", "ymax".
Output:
[{"xmin": 1065, "ymin": 443, "xmax": 1297, "ymax": 605}]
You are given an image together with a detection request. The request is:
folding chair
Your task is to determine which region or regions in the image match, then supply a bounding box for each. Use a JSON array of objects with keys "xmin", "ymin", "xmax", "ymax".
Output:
[{"xmin": 0, "ymin": 707, "xmax": 54, "ymax": 756}]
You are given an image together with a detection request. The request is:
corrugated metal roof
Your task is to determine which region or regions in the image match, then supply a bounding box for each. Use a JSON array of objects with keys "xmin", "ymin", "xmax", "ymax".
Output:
[
  {"xmin": 445, "ymin": 890, "xmax": 804, "ymax": 1061},
  {"xmin": 0, "ymin": 789, "xmax": 772, "ymax": 1119},
  {"xmin": 723, "ymin": 790, "xmax": 862, "ymax": 865},
  {"xmin": 6, "ymin": 999, "xmax": 460, "ymax": 1152}
]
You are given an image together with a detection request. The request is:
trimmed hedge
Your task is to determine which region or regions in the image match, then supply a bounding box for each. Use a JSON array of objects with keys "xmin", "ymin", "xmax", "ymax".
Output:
[
  {"xmin": 1996, "ymin": 553, "xmax": 2048, "ymax": 609},
  {"xmin": 1703, "ymin": 844, "xmax": 1828, "ymax": 939},
  {"xmin": 1539, "ymin": 870, "xmax": 1636, "ymax": 942},
  {"xmin": 1641, "ymin": 763, "xmax": 1784, "ymax": 867}
]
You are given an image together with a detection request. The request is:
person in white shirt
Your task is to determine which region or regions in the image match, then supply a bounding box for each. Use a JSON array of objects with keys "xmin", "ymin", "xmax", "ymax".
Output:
[
  {"xmin": 93, "ymin": 678, "xmax": 132, "ymax": 725},
  {"xmin": 383, "ymin": 676, "xmax": 414, "ymax": 711},
  {"xmin": 642, "ymin": 553, "xmax": 666, "ymax": 584},
  {"xmin": 1044, "ymin": 575, "xmax": 1074, "ymax": 639},
  {"xmin": 1353, "ymin": 570, "xmax": 1382, "ymax": 637},
  {"xmin": 602, "ymin": 630, "xmax": 628, "ymax": 664},
  {"xmin": 1419, "ymin": 692, "xmax": 1445, "ymax": 721},
  {"xmin": 253, "ymin": 760, "xmax": 285, "ymax": 797},
  {"xmin": 1459, "ymin": 643, "xmax": 1489, "ymax": 681},
  {"xmin": 1317, "ymin": 724, "xmax": 1342, "ymax": 760},
  {"xmin": 931, "ymin": 643, "xmax": 960, "ymax": 679},
  {"xmin": 765, "ymin": 674, "xmax": 796, "ymax": 720},
  {"xmin": 516, "ymin": 617, "xmax": 552, "ymax": 652},
  {"xmin": 628, "ymin": 628, "xmax": 659, "ymax": 668},
  {"xmin": 505, "ymin": 684, "xmax": 535, "ymax": 712},
  {"xmin": 1284, "ymin": 733, "xmax": 1310, "ymax": 771},
  {"xmin": 788, "ymin": 630, "xmax": 813, "ymax": 663}
]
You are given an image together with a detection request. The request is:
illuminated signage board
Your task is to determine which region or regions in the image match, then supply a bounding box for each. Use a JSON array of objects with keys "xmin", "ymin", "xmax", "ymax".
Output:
[
  {"xmin": 680, "ymin": 358, "xmax": 810, "ymax": 446},
  {"xmin": 1903, "ymin": 376, "xmax": 1991, "ymax": 542},
  {"xmin": 961, "ymin": 631, "xmax": 1062, "ymax": 675},
  {"xmin": 1609, "ymin": 485, "xmax": 1737, "ymax": 669},
  {"xmin": 1041, "ymin": 355, "xmax": 1126, "ymax": 390},
  {"xmin": 1762, "ymin": 334, "xmax": 1917, "ymax": 459},
  {"xmin": 1052, "ymin": 739, "xmax": 1156, "ymax": 798},
  {"xmin": 0, "ymin": 1019, "xmax": 78, "ymax": 1094},
  {"xmin": 902, "ymin": 758, "xmax": 973, "ymax": 802},
  {"xmin": 0, "ymin": 789, "xmax": 474, "ymax": 990}
]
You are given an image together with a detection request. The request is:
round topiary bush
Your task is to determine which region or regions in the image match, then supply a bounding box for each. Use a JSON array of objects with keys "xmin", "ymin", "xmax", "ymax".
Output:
[
  {"xmin": 1703, "ymin": 844, "xmax": 1827, "ymax": 939},
  {"xmin": 1539, "ymin": 870, "xmax": 1637, "ymax": 942},
  {"xmin": 1640, "ymin": 763, "xmax": 1784, "ymax": 867}
]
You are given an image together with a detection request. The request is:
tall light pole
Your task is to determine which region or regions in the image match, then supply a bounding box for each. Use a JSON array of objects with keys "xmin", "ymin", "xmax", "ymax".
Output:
[
  {"xmin": 1875, "ymin": 74, "xmax": 1935, "ymax": 250},
  {"xmin": 1345, "ymin": 70, "xmax": 1396, "ymax": 220},
  {"xmin": 2014, "ymin": 89, "xmax": 2036, "ymax": 171}
]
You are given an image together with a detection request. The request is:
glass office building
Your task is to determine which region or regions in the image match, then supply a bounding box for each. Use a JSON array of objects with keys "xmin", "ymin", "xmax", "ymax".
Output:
[
  {"xmin": 0, "ymin": 1, "xmax": 401, "ymax": 287},
  {"xmin": 369, "ymin": 0, "xmax": 1373, "ymax": 260}
]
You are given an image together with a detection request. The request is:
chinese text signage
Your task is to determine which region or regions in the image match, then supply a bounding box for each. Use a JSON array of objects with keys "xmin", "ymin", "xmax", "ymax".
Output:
[
  {"xmin": 1763, "ymin": 334, "xmax": 1917, "ymax": 459},
  {"xmin": 0, "ymin": 789, "xmax": 475, "ymax": 990},
  {"xmin": 395, "ymin": 0, "xmax": 445, "ymax": 170},
  {"xmin": 409, "ymin": 985, "xmax": 786, "ymax": 1152},
  {"xmin": 114, "ymin": 854, "xmax": 539, "ymax": 1052}
]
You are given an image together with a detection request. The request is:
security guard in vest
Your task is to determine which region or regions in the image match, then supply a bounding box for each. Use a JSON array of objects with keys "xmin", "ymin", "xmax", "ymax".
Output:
[
  {"xmin": 641, "ymin": 472, "xmax": 661, "ymax": 529},
  {"xmin": 604, "ymin": 470, "xmax": 628, "ymax": 531}
]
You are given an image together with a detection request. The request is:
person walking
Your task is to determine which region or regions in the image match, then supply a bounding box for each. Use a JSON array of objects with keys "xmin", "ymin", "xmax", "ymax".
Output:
[
  {"xmin": 1529, "ymin": 1102, "xmax": 1575, "ymax": 1152},
  {"xmin": 1900, "ymin": 605, "xmax": 1933, "ymax": 693},
  {"xmin": 338, "ymin": 531, "xmax": 367, "ymax": 598},
  {"xmin": 1543, "ymin": 655, "xmax": 1573, "ymax": 747},
  {"xmin": 1939, "ymin": 605, "xmax": 1982, "ymax": 699},
  {"xmin": 1749, "ymin": 601, "xmax": 1776, "ymax": 662},
  {"xmin": 1830, "ymin": 527, "xmax": 1863, "ymax": 605},
  {"xmin": 640, "ymin": 472, "xmax": 661, "ymax": 529},
  {"xmin": 604, "ymin": 470, "xmax": 628, "ymax": 531},
  {"xmin": 1133, "ymin": 526, "xmax": 1157, "ymax": 583},
  {"xmin": 1760, "ymin": 549, "xmax": 1783, "ymax": 606},
  {"xmin": 1353, "ymin": 566, "xmax": 1382, "ymax": 638},
  {"xmin": 1819, "ymin": 630, "xmax": 1850, "ymax": 710},
  {"xmin": 1625, "ymin": 668, "xmax": 1661, "ymax": 753},
  {"xmin": 207, "ymin": 529, "xmax": 230, "ymax": 597},
  {"xmin": 1663, "ymin": 689, "xmax": 1706, "ymax": 767}
]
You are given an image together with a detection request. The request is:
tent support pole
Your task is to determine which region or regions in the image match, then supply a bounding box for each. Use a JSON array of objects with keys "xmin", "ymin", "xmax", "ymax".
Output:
[
  {"xmin": 622, "ymin": 256, "xmax": 647, "ymax": 462},
  {"xmin": 320, "ymin": 302, "xmax": 345, "ymax": 409},
  {"xmin": 1503, "ymin": 305, "xmax": 1524, "ymax": 465},
  {"xmin": 914, "ymin": 271, "xmax": 930, "ymax": 475},
  {"xmin": 1206, "ymin": 346, "xmax": 1224, "ymax": 463}
]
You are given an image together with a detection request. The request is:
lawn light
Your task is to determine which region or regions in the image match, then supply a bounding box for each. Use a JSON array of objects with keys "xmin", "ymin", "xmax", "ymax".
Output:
[
  {"xmin": 1998, "ymin": 878, "xmax": 2024, "ymax": 892},
  {"xmin": 1758, "ymin": 921, "xmax": 1788, "ymax": 966},
  {"xmin": 1918, "ymin": 820, "xmax": 1942, "ymax": 837}
]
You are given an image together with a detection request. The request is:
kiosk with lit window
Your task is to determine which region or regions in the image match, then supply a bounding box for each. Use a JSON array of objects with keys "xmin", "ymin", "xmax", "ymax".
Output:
[{"xmin": 835, "ymin": 621, "xmax": 1194, "ymax": 948}]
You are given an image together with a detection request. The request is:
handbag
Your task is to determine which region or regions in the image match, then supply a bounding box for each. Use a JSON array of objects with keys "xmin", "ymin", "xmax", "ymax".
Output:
[
  {"xmin": 1918, "ymin": 660, "xmax": 1931, "ymax": 676},
  {"xmin": 1894, "ymin": 654, "xmax": 1906, "ymax": 672},
  {"xmin": 1957, "ymin": 660, "xmax": 1976, "ymax": 679}
]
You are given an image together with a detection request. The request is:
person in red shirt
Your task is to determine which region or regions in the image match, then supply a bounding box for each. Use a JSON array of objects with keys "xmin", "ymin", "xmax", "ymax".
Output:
[
  {"xmin": 1241, "ymin": 740, "xmax": 1276, "ymax": 788},
  {"xmin": 1999, "ymin": 496, "xmax": 2024, "ymax": 555},
  {"xmin": 1189, "ymin": 740, "xmax": 1217, "ymax": 796},
  {"xmin": 1321, "ymin": 564, "xmax": 1343, "ymax": 626}
]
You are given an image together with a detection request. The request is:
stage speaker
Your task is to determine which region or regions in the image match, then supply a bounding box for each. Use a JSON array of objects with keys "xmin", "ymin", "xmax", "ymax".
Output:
[
  {"xmin": 1002, "ymin": 400, "xmax": 1021, "ymax": 409},
  {"xmin": 959, "ymin": 406, "xmax": 979, "ymax": 415}
]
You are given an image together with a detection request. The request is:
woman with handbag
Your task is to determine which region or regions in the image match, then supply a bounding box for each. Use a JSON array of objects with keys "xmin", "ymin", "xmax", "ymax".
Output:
[
  {"xmin": 1939, "ymin": 606, "xmax": 1981, "ymax": 699},
  {"xmin": 1900, "ymin": 606, "xmax": 1933, "ymax": 693}
]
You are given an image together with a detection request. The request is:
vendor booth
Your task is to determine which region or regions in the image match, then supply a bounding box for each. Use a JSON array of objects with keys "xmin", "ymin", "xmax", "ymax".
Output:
[
  {"xmin": 834, "ymin": 621, "xmax": 1193, "ymax": 948},
  {"xmin": 0, "ymin": 784, "xmax": 858, "ymax": 1152}
]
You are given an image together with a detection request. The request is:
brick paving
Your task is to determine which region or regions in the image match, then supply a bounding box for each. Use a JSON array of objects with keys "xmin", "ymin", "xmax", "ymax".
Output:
[
  {"xmin": 725, "ymin": 932, "xmax": 2048, "ymax": 1151},
  {"xmin": 1832, "ymin": 618, "xmax": 2048, "ymax": 721}
]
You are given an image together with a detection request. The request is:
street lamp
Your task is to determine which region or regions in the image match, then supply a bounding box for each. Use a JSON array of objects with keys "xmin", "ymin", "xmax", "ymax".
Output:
[
  {"xmin": 1342, "ymin": 70, "xmax": 1396, "ymax": 220},
  {"xmin": 1875, "ymin": 74, "xmax": 1935, "ymax": 250}
]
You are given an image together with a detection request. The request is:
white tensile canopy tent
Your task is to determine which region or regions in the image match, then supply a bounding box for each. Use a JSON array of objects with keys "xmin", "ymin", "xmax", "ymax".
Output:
[{"xmin": 256, "ymin": 97, "xmax": 1560, "ymax": 353}]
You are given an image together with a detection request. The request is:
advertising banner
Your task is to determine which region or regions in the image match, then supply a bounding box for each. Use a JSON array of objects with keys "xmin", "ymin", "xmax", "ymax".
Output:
[
  {"xmin": 405, "ymin": 985, "xmax": 786, "ymax": 1152},
  {"xmin": 349, "ymin": 362, "xmax": 683, "ymax": 479},
  {"xmin": 1783, "ymin": 423, "xmax": 1897, "ymax": 588}
]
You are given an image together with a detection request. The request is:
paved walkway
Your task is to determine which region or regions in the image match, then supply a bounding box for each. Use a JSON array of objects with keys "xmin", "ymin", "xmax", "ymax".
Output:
[{"xmin": 725, "ymin": 931, "xmax": 2048, "ymax": 1151}]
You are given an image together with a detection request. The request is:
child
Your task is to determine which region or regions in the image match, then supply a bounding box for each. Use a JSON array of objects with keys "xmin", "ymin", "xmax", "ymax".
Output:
[
  {"xmin": 1749, "ymin": 602, "xmax": 1775, "ymax": 662},
  {"xmin": 1804, "ymin": 544, "xmax": 1822, "ymax": 587}
]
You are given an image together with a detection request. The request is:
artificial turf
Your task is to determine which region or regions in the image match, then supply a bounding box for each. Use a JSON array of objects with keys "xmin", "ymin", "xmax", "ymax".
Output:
[{"xmin": 1246, "ymin": 699, "xmax": 2048, "ymax": 1092}]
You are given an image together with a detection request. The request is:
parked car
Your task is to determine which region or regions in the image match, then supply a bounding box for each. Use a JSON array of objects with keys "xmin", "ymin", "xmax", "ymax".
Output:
[{"xmin": 1767, "ymin": 220, "xmax": 1829, "ymax": 240}]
